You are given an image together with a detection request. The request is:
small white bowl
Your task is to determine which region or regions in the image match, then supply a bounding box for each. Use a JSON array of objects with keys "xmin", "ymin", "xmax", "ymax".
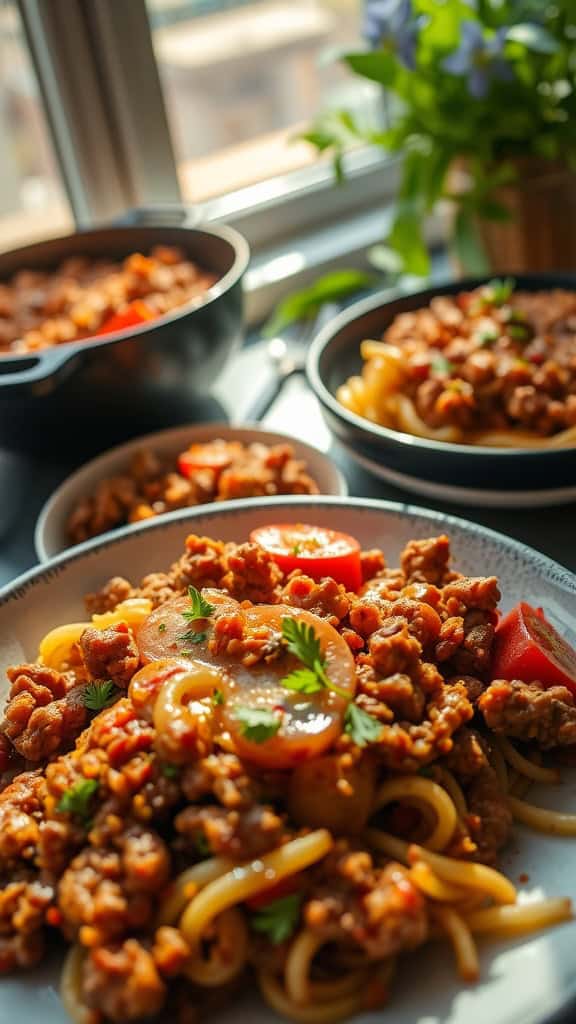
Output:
[{"xmin": 35, "ymin": 422, "xmax": 348, "ymax": 562}]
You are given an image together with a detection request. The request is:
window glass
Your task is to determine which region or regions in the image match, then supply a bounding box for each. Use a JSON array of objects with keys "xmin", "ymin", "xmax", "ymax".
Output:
[
  {"xmin": 147, "ymin": 0, "xmax": 379, "ymax": 201},
  {"xmin": 0, "ymin": 1, "xmax": 71, "ymax": 248}
]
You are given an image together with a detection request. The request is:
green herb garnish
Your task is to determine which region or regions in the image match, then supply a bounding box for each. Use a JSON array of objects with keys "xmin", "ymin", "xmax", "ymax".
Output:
[
  {"xmin": 344, "ymin": 703, "xmax": 383, "ymax": 747},
  {"xmin": 182, "ymin": 586, "xmax": 215, "ymax": 622},
  {"xmin": 180, "ymin": 629, "xmax": 208, "ymax": 646},
  {"xmin": 158, "ymin": 622, "xmax": 167, "ymax": 633},
  {"xmin": 83, "ymin": 680, "xmax": 118, "ymax": 712},
  {"xmin": 431, "ymin": 355, "xmax": 454, "ymax": 377},
  {"xmin": 194, "ymin": 832, "xmax": 211, "ymax": 858},
  {"xmin": 212, "ymin": 688, "xmax": 224, "ymax": 707},
  {"xmin": 234, "ymin": 706, "xmax": 282, "ymax": 743},
  {"xmin": 57, "ymin": 778, "xmax": 99, "ymax": 825},
  {"xmin": 476, "ymin": 327, "xmax": 498, "ymax": 346},
  {"xmin": 485, "ymin": 277, "xmax": 515, "ymax": 306},
  {"xmin": 508, "ymin": 324, "xmax": 530, "ymax": 341},
  {"xmin": 161, "ymin": 762, "xmax": 180, "ymax": 779},
  {"xmin": 250, "ymin": 892, "xmax": 302, "ymax": 945},
  {"xmin": 292, "ymin": 543, "xmax": 302, "ymax": 555},
  {"xmin": 280, "ymin": 618, "xmax": 348, "ymax": 698}
]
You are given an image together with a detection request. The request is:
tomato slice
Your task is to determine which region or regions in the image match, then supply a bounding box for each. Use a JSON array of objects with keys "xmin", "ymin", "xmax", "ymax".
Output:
[
  {"xmin": 136, "ymin": 589, "xmax": 239, "ymax": 665},
  {"xmin": 97, "ymin": 299, "xmax": 155, "ymax": 336},
  {"xmin": 177, "ymin": 441, "xmax": 241, "ymax": 477},
  {"xmin": 492, "ymin": 602, "xmax": 576, "ymax": 694},
  {"xmin": 250, "ymin": 524, "xmax": 362, "ymax": 591},
  {"xmin": 219, "ymin": 604, "xmax": 356, "ymax": 770}
]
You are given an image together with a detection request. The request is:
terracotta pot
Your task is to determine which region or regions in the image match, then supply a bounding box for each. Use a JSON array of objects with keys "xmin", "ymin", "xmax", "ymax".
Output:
[{"xmin": 452, "ymin": 159, "xmax": 576, "ymax": 274}]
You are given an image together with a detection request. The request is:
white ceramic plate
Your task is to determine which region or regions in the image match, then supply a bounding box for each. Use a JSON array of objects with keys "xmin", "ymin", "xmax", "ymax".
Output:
[
  {"xmin": 34, "ymin": 422, "xmax": 348, "ymax": 562},
  {"xmin": 2, "ymin": 496, "xmax": 576, "ymax": 1024}
]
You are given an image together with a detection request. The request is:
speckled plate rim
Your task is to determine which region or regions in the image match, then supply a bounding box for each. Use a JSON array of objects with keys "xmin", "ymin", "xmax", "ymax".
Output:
[{"xmin": 7, "ymin": 493, "xmax": 576, "ymax": 606}]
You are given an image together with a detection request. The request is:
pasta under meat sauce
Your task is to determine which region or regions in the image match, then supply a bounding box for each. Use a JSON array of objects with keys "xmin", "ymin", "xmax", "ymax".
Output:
[
  {"xmin": 1, "ymin": 527, "xmax": 575, "ymax": 1023},
  {"xmin": 337, "ymin": 279, "xmax": 576, "ymax": 448}
]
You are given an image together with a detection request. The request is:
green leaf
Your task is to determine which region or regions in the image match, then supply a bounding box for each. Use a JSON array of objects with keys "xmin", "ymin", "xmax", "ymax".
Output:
[
  {"xmin": 344, "ymin": 704, "xmax": 383, "ymax": 748},
  {"xmin": 179, "ymin": 629, "xmax": 208, "ymax": 645},
  {"xmin": 182, "ymin": 586, "xmax": 215, "ymax": 622},
  {"xmin": 506, "ymin": 24, "xmax": 560, "ymax": 55},
  {"xmin": 234, "ymin": 706, "xmax": 282, "ymax": 744},
  {"xmin": 57, "ymin": 778, "xmax": 99, "ymax": 825},
  {"xmin": 475, "ymin": 199, "xmax": 512, "ymax": 223},
  {"xmin": 263, "ymin": 269, "xmax": 375, "ymax": 337},
  {"xmin": 161, "ymin": 762, "xmax": 180, "ymax": 779},
  {"xmin": 212, "ymin": 688, "xmax": 224, "ymax": 707},
  {"xmin": 453, "ymin": 207, "xmax": 490, "ymax": 276},
  {"xmin": 431, "ymin": 355, "xmax": 455, "ymax": 376},
  {"xmin": 194, "ymin": 832, "xmax": 211, "ymax": 858},
  {"xmin": 368, "ymin": 244, "xmax": 403, "ymax": 274},
  {"xmin": 486, "ymin": 278, "xmax": 515, "ymax": 305},
  {"xmin": 158, "ymin": 622, "xmax": 167, "ymax": 633},
  {"xmin": 250, "ymin": 892, "xmax": 302, "ymax": 945},
  {"xmin": 388, "ymin": 204, "xmax": 430, "ymax": 277},
  {"xmin": 344, "ymin": 50, "xmax": 398, "ymax": 87},
  {"xmin": 83, "ymin": 680, "xmax": 118, "ymax": 712},
  {"xmin": 280, "ymin": 667, "xmax": 324, "ymax": 694}
]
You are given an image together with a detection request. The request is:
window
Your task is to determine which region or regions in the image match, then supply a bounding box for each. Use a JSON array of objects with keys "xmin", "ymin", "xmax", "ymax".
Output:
[
  {"xmin": 0, "ymin": 1, "xmax": 71, "ymax": 247},
  {"xmin": 146, "ymin": 0, "xmax": 382, "ymax": 201}
]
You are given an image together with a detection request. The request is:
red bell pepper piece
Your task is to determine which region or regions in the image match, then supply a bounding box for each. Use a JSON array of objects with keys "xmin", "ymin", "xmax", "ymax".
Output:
[
  {"xmin": 97, "ymin": 299, "xmax": 155, "ymax": 335},
  {"xmin": 492, "ymin": 601, "xmax": 576, "ymax": 694}
]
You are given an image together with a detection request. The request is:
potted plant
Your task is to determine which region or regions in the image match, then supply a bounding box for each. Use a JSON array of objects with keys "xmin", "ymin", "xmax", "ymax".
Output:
[{"xmin": 304, "ymin": 0, "xmax": 576, "ymax": 276}]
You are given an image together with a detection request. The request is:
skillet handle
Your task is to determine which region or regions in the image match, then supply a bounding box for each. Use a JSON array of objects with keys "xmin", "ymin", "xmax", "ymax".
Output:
[{"xmin": 0, "ymin": 346, "xmax": 76, "ymax": 391}]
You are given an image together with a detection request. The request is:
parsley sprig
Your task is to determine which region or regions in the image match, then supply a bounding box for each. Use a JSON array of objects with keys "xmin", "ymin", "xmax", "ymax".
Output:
[
  {"xmin": 57, "ymin": 778, "xmax": 99, "ymax": 826},
  {"xmin": 83, "ymin": 680, "xmax": 118, "ymax": 712},
  {"xmin": 250, "ymin": 892, "xmax": 302, "ymax": 945},
  {"xmin": 280, "ymin": 618, "xmax": 348, "ymax": 698},
  {"xmin": 183, "ymin": 586, "xmax": 215, "ymax": 622},
  {"xmin": 344, "ymin": 703, "xmax": 383, "ymax": 747},
  {"xmin": 234, "ymin": 706, "xmax": 282, "ymax": 743}
]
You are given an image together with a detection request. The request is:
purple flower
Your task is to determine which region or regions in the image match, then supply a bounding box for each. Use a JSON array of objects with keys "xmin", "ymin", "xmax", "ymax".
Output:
[
  {"xmin": 363, "ymin": 0, "xmax": 419, "ymax": 68},
  {"xmin": 443, "ymin": 21, "xmax": 513, "ymax": 98}
]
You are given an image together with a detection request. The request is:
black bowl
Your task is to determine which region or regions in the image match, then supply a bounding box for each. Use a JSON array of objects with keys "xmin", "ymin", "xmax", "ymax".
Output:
[
  {"xmin": 0, "ymin": 221, "xmax": 249, "ymax": 453},
  {"xmin": 307, "ymin": 275, "xmax": 576, "ymax": 493}
]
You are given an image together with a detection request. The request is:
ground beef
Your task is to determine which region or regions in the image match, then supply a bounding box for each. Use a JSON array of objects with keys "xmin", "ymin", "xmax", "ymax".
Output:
[
  {"xmin": 400, "ymin": 536, "xmax": 453, "ymax": 585},
  {"xmin": 137, "ymin": 572, "xmax": 177, "ymax": 610},
  {"xmin": 281, "ymin": 574, "xmax": 350, "ymax": 625},
  {"xmin": 220, "ymin": 542, "xmax": 283, "ymax": 603},
  {"xmin": 83, "ymin": 939, "xmax": 167, "ymax": 1021},
  {"xmin": 0, "ymin": 771, "xmax": 45, "ymax": 868},
  {"xmin": 0, "ymin": 879, "xmax": 52, "ymax": 972},
  {"xmin": 2, "ymin": 662, "xmax": 88, "ymax": 762},
  {"xmin": 479, "ymin": 679, "xmax": 576, "ymax": 748},
  {"xmin": 444, "ymin": 729, "xmax": 511, "ymax": 864},
  {"xmin": 58, "ymin": 827, "xmax": 170, "ymax": 944},
  {"xmin": 151, "ymin": 926, "xmax": 190, "ymax": 976},
  {"xmin": 441, "ymin": 576, "xmax": 501, "ymax": 614},
  {"xmin": 360, "ymin": 548, "xmax": 386, "ymax": 582},
  {"xmin": 85, "ymin": 576, "xmax": 135, "ymax": 616},
  {"xmin": 168, "ymin": 534, "xmax": 227, "ymax": 593},
  {"xmin": 446, "ymin": 611, "xmax": 495, "ymax": 677},
  {"xmin": 305, "ymin": 845, "xmax": 428, "ymax": 959},
  {"xmin": 176, "ymin": 803, "xmax": 284, "ymax": 859},
  {"xmin": 80, "ymin": 623, "xmax": 140, "ymax": 688},
  {"xmin": 180, "ymin": 753, "xmax": 261, "ymax": 810},
  {"xmin": 447, "ymin": 675, "xmax": 486, "ymax": 705}
]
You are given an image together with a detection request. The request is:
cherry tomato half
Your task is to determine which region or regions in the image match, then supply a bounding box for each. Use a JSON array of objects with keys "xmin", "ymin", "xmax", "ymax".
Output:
[
  {"xmin": 177, "ymin": 441, "xmax": 241, "ymax": 477},
  {"xmin": 250, "ymin": 523, "xmax": 362, "ymax": 591},
  {"xmin": 492, "ymin": 602, "xmax": 576, "ymax": 694}
]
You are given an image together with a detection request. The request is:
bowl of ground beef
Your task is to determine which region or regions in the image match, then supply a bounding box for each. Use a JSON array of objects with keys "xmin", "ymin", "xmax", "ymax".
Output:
[
  {"xmin": 307, "ymin": 275, "xmax": 576, "ymax": 502},
  {"xmin": 35, "ymin": 423, "xmax": 348, "ymax": 561}
]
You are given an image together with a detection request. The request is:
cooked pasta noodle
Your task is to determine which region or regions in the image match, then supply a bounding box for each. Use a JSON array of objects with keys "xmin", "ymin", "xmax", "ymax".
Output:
[
  {"xmin": 180, "ymin": 831, "xmax": 333, "ymax": 951},
  {"xmin": 408, "ymin": 861, "xmax": 470, "ymax": 903},
  {"xmin": 39, "ymin": 598, "xmax": 151, "ymax": 669},
  {"xmin": 465, "ymin": 899, "xmax": 572, "ymax": 937},
  {"xmin": 285, "ymin": 929, "xmax": 325, "ymax": 1004},
  {"xmin": 372, "ymin": 776, "xmax": 458, "ymax": 851},
  {"xmin": 431, "ymin": 767, "xmax": 468, "ymax": 820},
  {"xmin": 432, "ymin": 906, "xmax": 479, "ymax": 982},
  {"xmin": 258, "ymin": 970, "xmax": 366, "ymax": 1024},
  {"xmin": 158, "ymin": 857, "xmax": 234, "ymax": 926},
  {"xmin": 407, "ymin": 845, "xmax": 517, "ymax": 905},
  {"xmin": 60, "ymin": 946, "xmax": 90, "ymax": 1024},
  {"xmin": 496, "ymin": 736, "xmax": 560, "ymax": 784},
  {"xmin": 508, "ymin": 796, "xmax": 576, "ymax": 836},
  {"xmin": 184, "ymin": 907, "xmax": 248, "ymax": 986}
]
